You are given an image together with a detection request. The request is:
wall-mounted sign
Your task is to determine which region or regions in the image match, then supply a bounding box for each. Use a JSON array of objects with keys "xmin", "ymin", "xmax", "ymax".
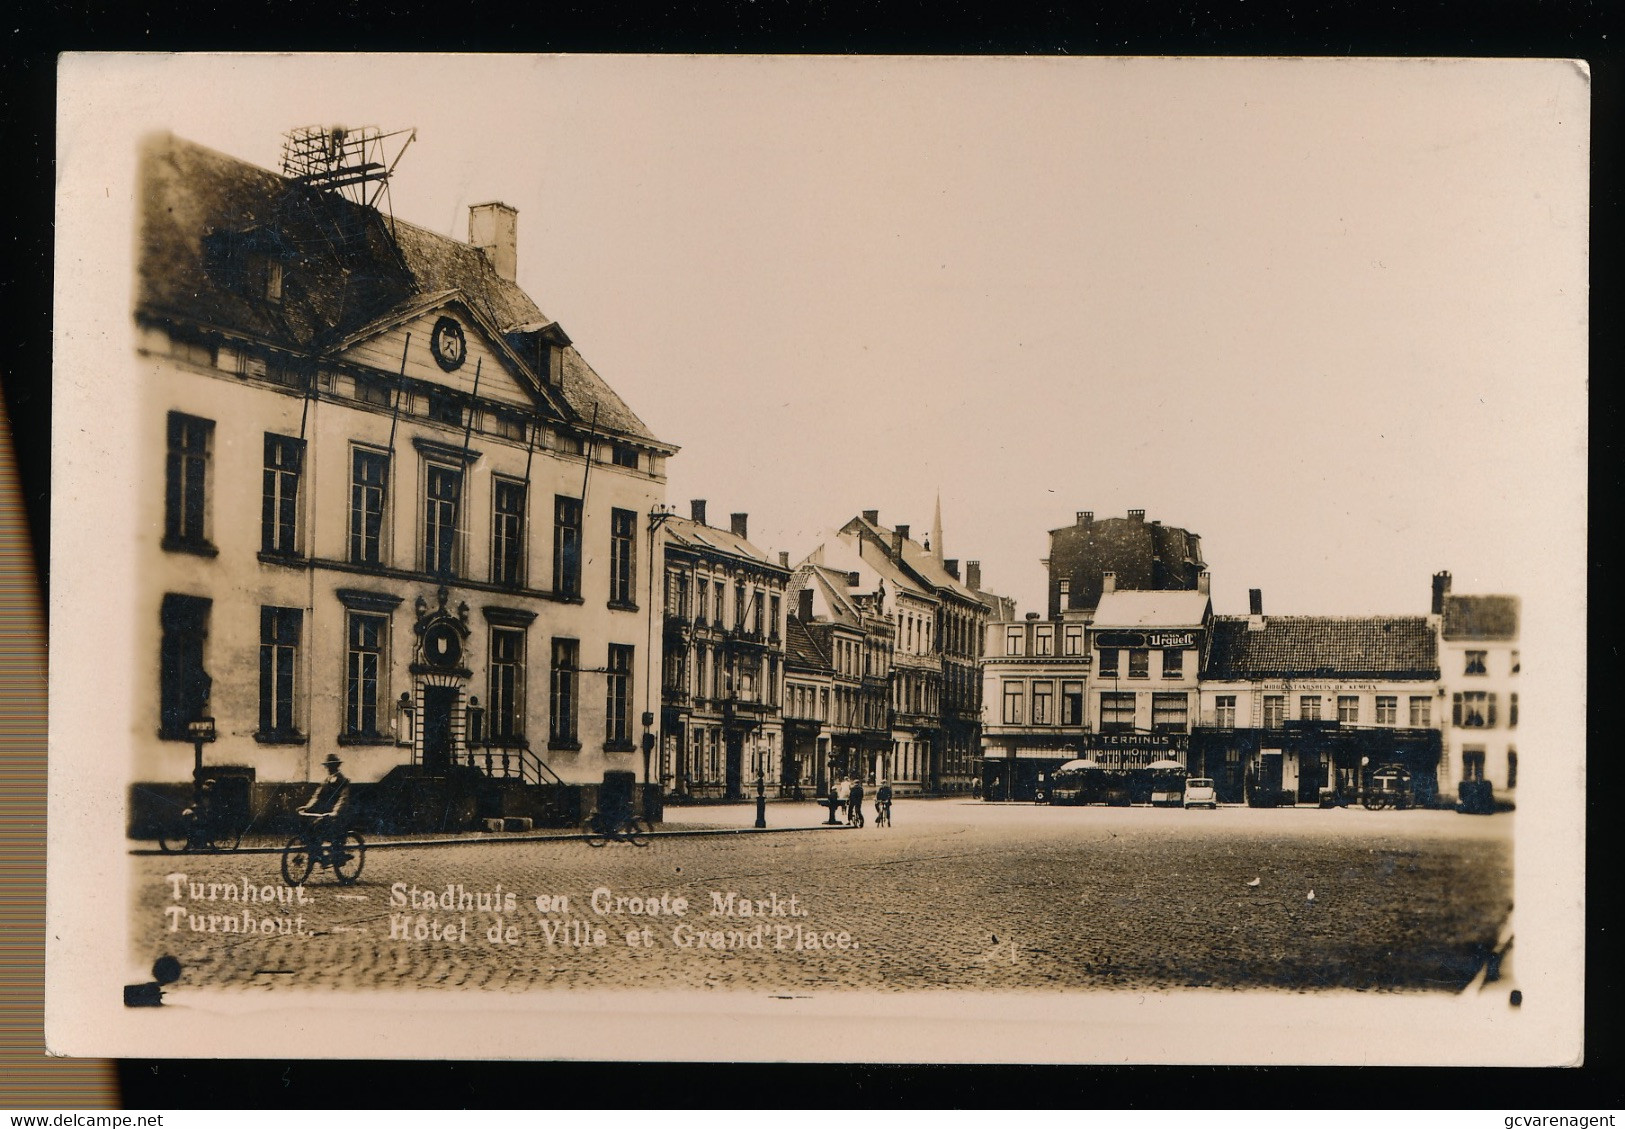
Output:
[
  {"xmin": 1079, "ymin": 733, "xmax": 1191, "ymax": 751},
  {"xmin": 1095, "ymin": 630, "xmax": 1196, "ymax": 650}
]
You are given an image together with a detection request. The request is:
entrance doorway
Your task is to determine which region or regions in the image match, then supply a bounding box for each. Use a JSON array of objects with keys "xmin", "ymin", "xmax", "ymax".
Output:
[
  {"xmin": 422, "ymin": 686, "xmax": 458, "ymax": 772},
  {"xmin": 725, "ymin": 732, "xmax": 744, "ymax": 799}
]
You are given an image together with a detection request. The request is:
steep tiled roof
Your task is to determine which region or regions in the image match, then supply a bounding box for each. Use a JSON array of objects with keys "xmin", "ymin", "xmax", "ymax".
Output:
[
  {"xmin": 1441, "ymin": 595, "xmax": 1520, "ymax": 641},
  {"xmin": 784, "ymin": 617, "xmax": 828, "ymax": 671},
  {"xmin": 137, "ymin": 132, "xmax": 665, "ymax": 445},
  {"xmin": 1205, "ymin": 616, "xmax": 1440, "ymax": 680},
  {"xmin": 1093, "ymin": 590, "xmax": 1211, "ymax": 629},
  {"xmin": 663, "ymin": 516, "xmax": 783, "ymax": 568}
]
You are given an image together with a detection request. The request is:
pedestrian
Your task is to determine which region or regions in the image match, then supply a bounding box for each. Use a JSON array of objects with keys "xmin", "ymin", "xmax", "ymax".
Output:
[
  {"xmin": 835, "ymin": 776, "xmax": 852, "ymax": 823},
  {"xmin": 875, "ymin": 780, "xmax": 893, "ymax": 827},
  {"xmin": 849, "ymin": 777, "xmax": 865, "ymax": 828}
]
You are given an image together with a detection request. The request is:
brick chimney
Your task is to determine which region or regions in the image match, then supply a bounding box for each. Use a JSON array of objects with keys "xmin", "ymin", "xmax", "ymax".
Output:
[
  {"xmin": 1102, "ymin": 571, "xmax": 1116, "ymax": 594},
  {"xmin": 1248, "ymin": 588, "xmax": 1265, "ymax": 631},
  {"xmin": 966, "ymin": 561, "xmax": 982, "ymax": 591},
  {"xmin": 469, "ymin": 202, "xmax": 518, "ymax": 282},
  {"xmin": 896, "ymin": 523, "xmax": 910, "ymax": 543},
  {"xmin": 1197, "ymin": 570, "xmax": 1211, "ymax": 595},
  {"xmin": 1076, "ymin": 511, "xmax": 1092, "ymax": 526},
  {"xmin": 778, "ymin": 551, "xmax": 790, "ymax": 568},
  {"xmin": 847, "ymin": 571, "xmax": 861, "ymax": 588},
  {"xmin": 1431, "ymin": 571, "xmax": 1452, "ymax": 615},
  {"xmin": 891, "ymin": 527, "xmax": 905, "ymax": 555},
  {"xmin": 862, "ymin": 510, "xmax": 879, "ymax": 525},
  {"xmin": 690, "ymin": 499, "xmax": 707, "ymax": 526},
  {"xmin": 1127, "ymin": 509, "xmax": 1145, "ymax": 522},
  {"xmin": 798, "ymin": 588, "xmax": 814, "ymax": 621},
  {"xmin": 944, "ymin": 558, "xmax": 960, "ymax": 580},
  {"xmin": 730, "ymin": 513, "xmax": 748, "ymax": 540}
]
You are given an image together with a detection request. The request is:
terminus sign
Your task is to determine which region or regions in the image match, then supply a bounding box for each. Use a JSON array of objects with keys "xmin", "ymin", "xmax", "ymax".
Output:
[
  {"xmin": 1094, "ymin": 631, "xmax": 1196, "ymax": 649},
  {"xmin": 1079, "ymin": 733, "xmax": 1191, "ymax": 752}
]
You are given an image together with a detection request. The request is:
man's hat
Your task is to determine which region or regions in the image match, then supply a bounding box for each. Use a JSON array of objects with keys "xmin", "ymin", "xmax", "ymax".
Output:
[{"xmin": 323, "ymin": 754, "xmax": 343, "ymax": 769}]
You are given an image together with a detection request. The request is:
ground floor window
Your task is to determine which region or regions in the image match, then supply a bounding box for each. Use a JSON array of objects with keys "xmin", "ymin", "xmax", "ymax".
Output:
[
  {"xmin": 159, "ymin": 593, "xmax": 212, "ymax": 739},
  {"xmin": 1462, "ymin": 746, "xmax": 1486, "ymax": 782},
  {"xmin": 258, "ymin": 606, "xmax": 302, "ymax": 738},
  {"xmin": 345, "ymin": 612, "xmax": 387, "ymax": 738}
]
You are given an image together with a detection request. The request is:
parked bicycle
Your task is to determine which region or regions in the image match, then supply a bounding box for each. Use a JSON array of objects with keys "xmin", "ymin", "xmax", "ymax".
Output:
[
  {"xmin": 158, "ymin": 783, "xmax": 244, "ymax": 853},
  {"xmin": 581, "ymin": 806, "xmax": 650, "ymax": 847},
  {"xmin": 281, "ymin": 813, "xmax": 366, "ymax": 885}
]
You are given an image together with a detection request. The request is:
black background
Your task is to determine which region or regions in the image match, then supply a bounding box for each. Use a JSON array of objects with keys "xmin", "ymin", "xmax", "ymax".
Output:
[{"xmin": 3, "ymin": 0, "xmax": 1617, "ymax": 1109}]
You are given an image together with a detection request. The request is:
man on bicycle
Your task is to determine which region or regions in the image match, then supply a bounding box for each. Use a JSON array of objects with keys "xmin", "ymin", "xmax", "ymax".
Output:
[{"xmin": 298, "ymin": 754, "xmax": 352, "ymax": 859}]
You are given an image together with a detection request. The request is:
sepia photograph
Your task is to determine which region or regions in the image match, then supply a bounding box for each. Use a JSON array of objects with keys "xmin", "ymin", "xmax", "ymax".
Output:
[{"xmin": 46, "ymin": 53, "xmax": 1587, "ymax": 1064}]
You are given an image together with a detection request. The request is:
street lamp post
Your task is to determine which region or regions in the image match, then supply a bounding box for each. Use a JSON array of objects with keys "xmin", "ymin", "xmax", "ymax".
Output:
[{"xmin": 754, "ymin": 737, "xmax": 768, "ymax": 829}]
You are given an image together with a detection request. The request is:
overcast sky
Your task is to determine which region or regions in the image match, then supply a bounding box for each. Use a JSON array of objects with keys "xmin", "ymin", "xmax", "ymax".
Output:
[{"xmin": 64, "ymin": 54, "xmax": 1588, "ymax": 618}]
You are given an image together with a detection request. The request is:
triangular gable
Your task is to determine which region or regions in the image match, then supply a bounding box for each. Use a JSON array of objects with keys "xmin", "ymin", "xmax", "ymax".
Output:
[{"xmin": 329, "ymin": 292, "xmax": 571, "ymax": 421}]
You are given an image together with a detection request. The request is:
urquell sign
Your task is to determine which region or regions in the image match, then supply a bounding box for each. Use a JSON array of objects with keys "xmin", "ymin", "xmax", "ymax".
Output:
[{"xmin": 1095, "ymin": 631, "xmax": 1197, "ymax": 650}]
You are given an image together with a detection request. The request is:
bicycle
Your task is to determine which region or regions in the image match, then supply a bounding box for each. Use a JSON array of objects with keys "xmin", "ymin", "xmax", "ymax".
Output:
[
  {"xmin": 581, "ymin": 807, "xmax": 651, "ymax": 847},
  {"xmin": 281, "ymin": 814, "xmax": 366, "ymax": 885},
  {"xmin": 874, "ymin": 798, "xmax": 892, "ymax": 827},
  {"xmin": 158, "ymin": 803, "xmax": 244, "ymax": 854}
]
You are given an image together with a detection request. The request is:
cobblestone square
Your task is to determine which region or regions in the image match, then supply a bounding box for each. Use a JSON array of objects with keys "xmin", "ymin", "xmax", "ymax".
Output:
[{"xmin": 130, "ymin": 800, "xmax": 1512, "ymax": 996}]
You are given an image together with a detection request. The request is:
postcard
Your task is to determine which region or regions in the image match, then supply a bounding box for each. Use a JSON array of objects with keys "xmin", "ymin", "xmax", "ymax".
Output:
[{"xmin": 46, "ymin": 53, "xmax": 1588, "ymax": 1064}]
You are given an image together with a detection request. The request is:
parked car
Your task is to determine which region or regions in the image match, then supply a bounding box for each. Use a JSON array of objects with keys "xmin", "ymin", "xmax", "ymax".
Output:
[{"xmin": 1182, "ymin": 777, "xmax": 1218, "ymax": 809}]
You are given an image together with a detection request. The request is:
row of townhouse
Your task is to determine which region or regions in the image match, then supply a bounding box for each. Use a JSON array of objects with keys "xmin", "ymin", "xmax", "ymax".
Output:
[
  {"xmin": 132, "ymin": 129, "xmax": 1014, "ymax": 835},
  {"xmin": 654, "ymin": 506, "xmax": 1010, "ymax": 799},
  {"xmin": 134, "ymin": 132, "xmax": 679, "ymax": 833},
  {"xmin": 982, "ymin": 567, "xmax": 1519, "ymax": 808}
]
